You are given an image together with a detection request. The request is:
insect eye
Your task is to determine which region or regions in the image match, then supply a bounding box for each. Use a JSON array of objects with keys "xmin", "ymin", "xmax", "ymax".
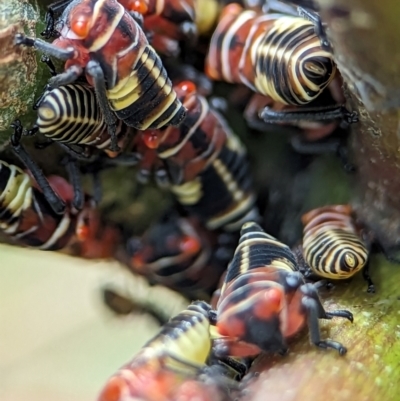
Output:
[
  {"xmin": 71, "ymin": 13, "xmax": 91, "ymax": 37},
  {"xmin": 142, "ymin": 130, "xmax": 160, "ymax": 149},
  {"xmin": 177, "ymin": 81, "xmax": 197, "ymax": 95},
  {"xmin": 179, "ymin": 235, "xmax": 201, "ymax": 255}
]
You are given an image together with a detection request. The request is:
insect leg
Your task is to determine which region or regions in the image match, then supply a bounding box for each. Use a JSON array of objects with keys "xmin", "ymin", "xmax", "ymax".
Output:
[
  {"xmin": 92, "ymin": 170, "xmax": 102, "ymax": 205},
  {"xmin": 214, "ymin": 356, "xmax": 250, "ymax": 380},
  {"xmin": 301, "ymin": 296, "xmax": 348, "ymax": 355},
  {"xmin": 362, "ymin": 260, "xmax": 375, "ymax": 293},
  {"xmin": 49, "ymin": 65, "xmax": 83, "ymax": 88},
  {"xmin": 63, "ymin": 156, "xmax": 84, "ymax": 211},
  {"xmin": 41, "ymin": 0, "xmax": 73, "ymax": 39},
  {"xmin": 41, "ymin": 55, "xmax": 58, "ymax": 76},
  {"xmin": 10, "ymin": 120, "xmax": 66, "ymax": 215},
  {"xmin": 297, "ymin": 6, "xmax": 331, "ymax": 51},
  {"xmin": 208, "ymin": 309, "xmax": 218, "ymax": 325},
  {"xmin": 301, "ymin": 283, "xmax": 353, "ymax": 322},
  {"xmin": 259, "ymin": 105, "xmax": 358, "ymax": 125},
  {"xmin": 14, "ymin": 34, "xmax": 75, "ymax": 60},
  {"xmin": 86, "ymin": 60, "xmax": 119, "ymax": 152}
]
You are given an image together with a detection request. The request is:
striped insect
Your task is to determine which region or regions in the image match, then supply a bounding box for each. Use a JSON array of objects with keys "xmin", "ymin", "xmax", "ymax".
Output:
[
  {"xmin": 205, "ymin": 4, "xmax": 336, "ymax": 107},
  {"xmin": 41, "ymin": 0, "xmax": 199, "ymax": 57},
  {"xmin": 211, "ymin": 221, "xmax": 353, "ymax": 357},
  {"xmin": 0, "ymin": 158, "xmax": 94, "ymax": 251},
  {"xmin": 31, "ymin": 81, "xmax": 135, "ymax": 158},
  {"xmin": 2, "ymin": 120, "xmax": 120, "ymax": 256},
  {"xmin": 132, "ymin": 81, "xmax": 260, "ymax": 232},
  {"xmin": 301, "ymin": 204, "xmax": 373, "ymax": 291},
  {"xmin": 67, "ymin": 207, "xmax": 123, "ymax": 259},
  {"xmin": 15, "ymin": 0, "xmax": 187, "ymax": 152},
  {"xmin": 98, "ymin": 300, "xmax": 242, "ymax": 401},
  {"xmin": 127, "ymin": 212, "xmax": 233, "ymax": 299}
]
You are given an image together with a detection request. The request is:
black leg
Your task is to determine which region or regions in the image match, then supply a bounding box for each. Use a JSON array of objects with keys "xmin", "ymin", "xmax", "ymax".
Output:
[
  {"xmin": 301, "ymin": 283, "xmax": 353, "ymax": 322},
  {"xmin": 217, "ymin": 356, "xmax": 249, "ymax": 380},
  {"xmin": 62, "ymin": 156, "xmax": 84, "ymax": 211},
  {"xmin": 260, "ymin": 105, "xmax": 358, "ymax": 124},
  {"xmin": 41, "ymin": 55, "xmax": 58, "ymax": 76},
  {"xmin": 25, "ymin": 126, "xmax": 39, "ymax": 136},
  {"xmin": 290, "ymin": 133, "xmax": 356, "ymax": 174},
  {"xmin": 155, "ymin": 169, "xmax": 170, "ymax": 188},
  {"xmin": 41, "ymin": 0, "xmax": 73, "ymax": 39},
  {"xmin": 362, "ymin": 260, "xmax": 375, "ymax": 293},
  {"xmin": 48, "ymin": 65, "xmax": 82, "ymax": 88},
  {"xmin": 136, "ymin": 168, "xmax": 151, "ymax": 184},
  {"xmin": 297, "ymin": 6, "xmax": 331, "ymax": 51},
  {"xmin": 14, "ymin": 34, "xmax": 75, "ymax": 60},
  {"xmin": 301, "ymin": 296, "xmax": 348, "ymax": 355},
  {"xmin": 109, "ymin": 153, "xmax": 142, "ymax": 166},
  {"xmin": 208, "ymin": 309, "xmax": 218, "ymax": 325},
  {"xmin": 10, "ymin": 120, "xmax": 66, "ymax": 215},
  {"xmin": 85, "ymin": 61, "xmax": 119, "ymax": 152},
  {"xmin": 92, "ymin": 170, "xmax": 103, "ymax": 205},
  {"xmin": 290, "ymin": 134, "xmax": 341, "ymax": 155}
]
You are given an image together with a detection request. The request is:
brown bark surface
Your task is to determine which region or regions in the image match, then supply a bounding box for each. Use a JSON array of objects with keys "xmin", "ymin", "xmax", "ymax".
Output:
[{"xmin": 314, "ymin": 0, "xmax": 400, "ymax": 254}]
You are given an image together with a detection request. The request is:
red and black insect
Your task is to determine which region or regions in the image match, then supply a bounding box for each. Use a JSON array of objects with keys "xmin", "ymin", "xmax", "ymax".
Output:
[
  {"xmin": 1, "ymin": 121, "xmax": 96, "ymax": 252},
  {"xmin": 205, "ymin": 3, "xmax": 357, "ymax": 131},
  {"xmin": 130, "ymin": 80, "xmax": 260, "ymax": 232},
  {"xmin": 98, "ymin": 300, "xmax": 242, "ymax": 401},
  {"xmin": 211, "ymin": 221, "xmax": 353, "ymax": 357},
  {"xmin": 41, "ymin": 0, "xmax": 198, "ymax": 57},
  {"xmin": 127, "ymin": 212, "xmax": 233, "ymax": 299},
  {"xmin": 206, "ymin": 3, "xmax": 336, "ymax": 107},
  {"xmin": 15, "ymin": 0, "xmax": 187, "ymax": 152}
]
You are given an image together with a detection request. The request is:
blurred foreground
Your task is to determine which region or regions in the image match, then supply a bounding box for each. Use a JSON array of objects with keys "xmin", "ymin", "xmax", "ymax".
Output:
[{"xmin": 0, "ymin": 244, "xmax": 160, "ymax": 401}]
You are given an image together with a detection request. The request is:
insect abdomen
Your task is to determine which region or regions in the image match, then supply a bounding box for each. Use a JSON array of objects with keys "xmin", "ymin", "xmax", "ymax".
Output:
[{"xmin": 108, "ymin": 45, "xmax": 187, "ymax": 130}]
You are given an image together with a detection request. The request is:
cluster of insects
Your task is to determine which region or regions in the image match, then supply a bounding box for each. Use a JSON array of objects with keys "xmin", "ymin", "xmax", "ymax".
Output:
[{"xmin": 0, "ymin": 0, "xmax": 389, "ymax": 398}]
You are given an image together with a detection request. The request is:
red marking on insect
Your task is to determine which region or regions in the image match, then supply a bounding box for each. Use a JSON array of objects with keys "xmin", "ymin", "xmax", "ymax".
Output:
[
  {"xmin": 252, "ymin": 286, "xmax": 284, "ymax": 320},
  {"xmin": 175, "ymin": 81, "xmax": 197, "ymax": 97},
  {"xmin": 142, "ymin": 130, "xmax": 161, "ymax": 149},
  {"xmin": 179, "ymin": 235, "xmax": 201, "ymax": 255}
]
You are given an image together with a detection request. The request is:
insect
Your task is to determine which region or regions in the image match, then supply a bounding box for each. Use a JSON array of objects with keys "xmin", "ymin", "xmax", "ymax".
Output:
[
  {"xmin": 119, "ymin": 79, "xmax": 259, "ymax": 230},
  {"xmin": 31, "ymin": 81, "xmax": 135, "ymax": 159},
  {"xmin": 1, "ymin": 122, "xmax": 96, "ymax": 251},
  {"xmin": 127, "ymin": 212, "xmax": 233, "ymax": 299},
  {"xmin": 98, "ymin": 300, "xmax": 242, "ymax": 401},
  {"xmin": 67, "ymin": 208, "xmax": 123, "ymax": 259},
  {"xmin": 15, "ymin": 0, "xmax": 187, "ymax": 152},
  {"xmin": 301, "ymin": 204, "xmax": 373, "ymax": 292},
  {"xmin": 132, "ymin": 80, "xmax": 259, "ymax": 232},
  {"xmin": 41, "ymin": 0, "xmax": 199, "ymax": 57},
  {"xmin": 205, "ymin": 4, "xmax": 336, "ymax": 108},
  {"xmin": 211, "ymin": 221, "xmax": 353, "ymax": 357}
]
